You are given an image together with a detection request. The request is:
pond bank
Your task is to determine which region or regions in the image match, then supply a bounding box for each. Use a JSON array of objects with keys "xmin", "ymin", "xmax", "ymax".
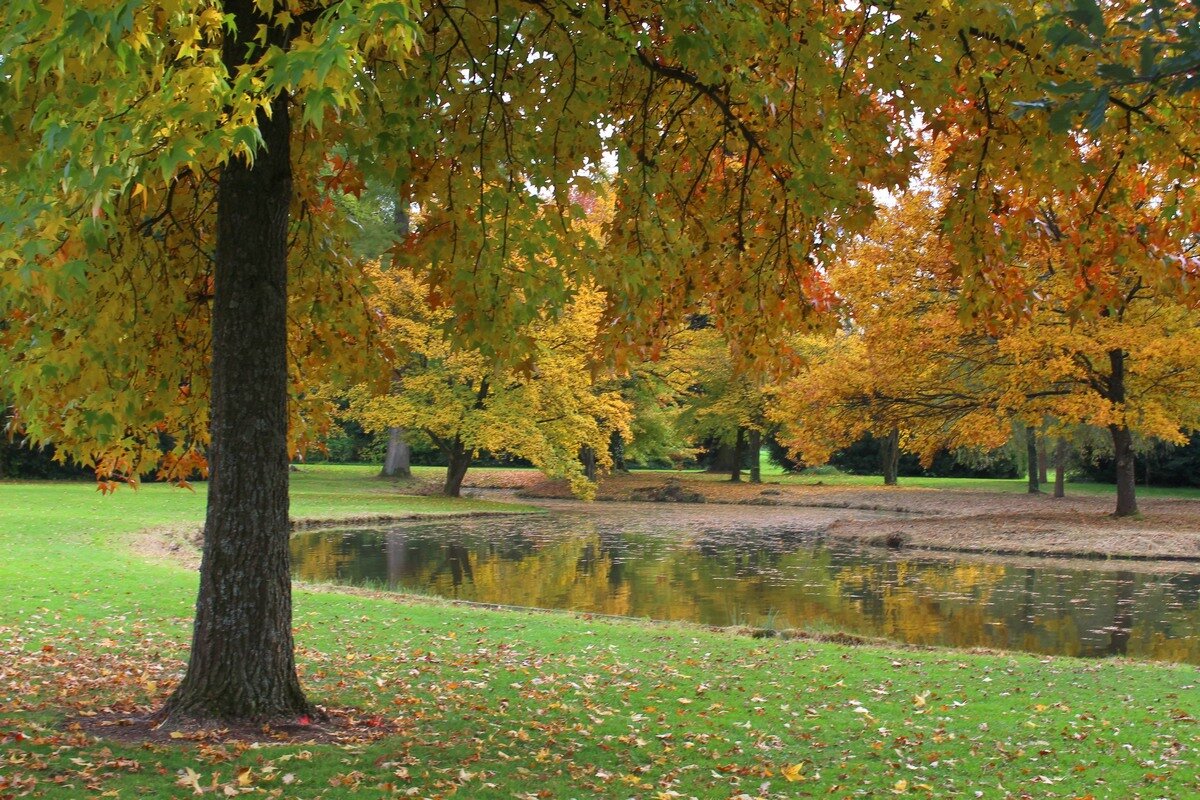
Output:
[{"xmin": 449, "ymin": 470, "xmax": 1200, "ymax": 563}]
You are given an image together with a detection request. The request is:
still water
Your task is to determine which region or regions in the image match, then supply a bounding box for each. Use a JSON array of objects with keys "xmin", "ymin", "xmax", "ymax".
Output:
[{"xmin": 290, "ymin": 502, "xmax": 1200, "ymax": 664}]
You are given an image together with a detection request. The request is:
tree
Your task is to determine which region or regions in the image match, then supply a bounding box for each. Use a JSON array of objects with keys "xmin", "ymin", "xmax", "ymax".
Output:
[
  {"xmin": 771, "ymin": 183, "xmax": 1017, "ymax": 481},
  {"xmin": 668, "ymin": 326, "xmax": 772, "ymax": 483},
  {"xmin": 1, "ymin": 1, "xmax": 419, "ymax": 723},
  {"xmin": 350, "ymin": 263, "xmax": 630, "ymax": 499},
  {"xmin": 774, "ymin": 173, "xmax": 1200, "ymax": 515},
  {"xmin": 3, "ymin": 0, "xmax": 1195, "ymax": 722}
]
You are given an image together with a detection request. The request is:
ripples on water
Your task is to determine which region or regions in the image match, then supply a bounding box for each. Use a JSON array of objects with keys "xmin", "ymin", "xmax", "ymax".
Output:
[{"xmin": 290, "ymin": 503, "xmax": 1200, "ymax": 664}]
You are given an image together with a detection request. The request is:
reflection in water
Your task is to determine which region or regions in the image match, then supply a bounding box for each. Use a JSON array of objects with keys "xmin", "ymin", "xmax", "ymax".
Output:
[{"xmin": 290, "ymin": 505, "xmax": 1200, "ymax": 664}]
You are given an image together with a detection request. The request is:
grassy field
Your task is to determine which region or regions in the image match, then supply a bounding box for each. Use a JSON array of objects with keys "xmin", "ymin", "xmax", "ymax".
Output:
[
  {"xmin": 1, "ymin": 466, "xmax": 1197, "ymax": 798},
  {"xmin": 587, "ymin": 461, "xmax": 1200, "ymax": 499},
  {"xmin": 383, "ymin": 457, "xmax": 1200, "ymax": 500}
]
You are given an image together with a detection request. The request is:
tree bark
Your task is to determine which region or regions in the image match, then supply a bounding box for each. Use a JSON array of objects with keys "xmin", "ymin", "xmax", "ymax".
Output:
[
  {"xmin": 1026, "ymin": 425, "xmax": 1041, "ymax": 494},
  {"xmin": 1109, "ymin": 424, "xmax": 1138, "ymax": 517},
  {"xmin": 1053, "ymin": 437, "xmax": 1067, "ymax": 499},
  {"xmin": 730, "ymin": 427, "xmax": 744, "ymax": 482},
  {"xmin": 161, "ymin": 1, "xmax": 309, "ymax": 723},
  {"xmin": 379, "ymin": 204, "xmax": 413, "ymax": 480},
  {"xmin": 580, "ymin": 445, "xmax": 597, "ymax": 482},
  {"xmin": 748, "ymin": 428, "xmax": 762, "ymax": 484},
  {"xmin": 443, "ymin": 437, "xmax": 471, "ymax": 497},
  {"xmin": 1037, "ymin": 434, "xmax": 1049, "ymax": 484},
  {"xmin": 609, "ymin": 430, "xmax": 628, "ymax": 473},
  {"xmin": 881, "ymin": 427, "xmax": 900, "ymax": 486},
  {"xmin": 1027, "ymin": 424, "xmax": 1046, "ymax": 494},
  {"xmin": 381, "ymin": 427, "xmax": 411, "ymax": 478},
  {"xmin": 1107, "ymin": 348, "xmax": 1138, "ymax": 517}
]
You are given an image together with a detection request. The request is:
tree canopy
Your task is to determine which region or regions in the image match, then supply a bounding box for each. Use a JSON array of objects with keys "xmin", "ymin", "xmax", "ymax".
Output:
[{"xmin": 1, "ymin": 0, "xmax": 1197, "ymax": 721}]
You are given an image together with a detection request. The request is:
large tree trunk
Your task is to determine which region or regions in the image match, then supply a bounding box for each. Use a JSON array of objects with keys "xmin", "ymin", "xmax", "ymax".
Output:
[
  {"xmin": 1026, "ymin": 424, "xmax": 1041, "ymax": 494},
  {"xmin": 881, "ymin": 427, "xmax": 900, "ymax": 486},
  {"xmin": 443, "ymin": 438, "xmax": 471, "ymax": 498},
  {"xmin": 1107, "ymin": 348, "xmax": 1138, "ymax": 517},
  {"xmin": 381, "ymin": 427, "xmax": 411, "ymax": 478},
  {"xmin": 1053, "ymin": 437, "xmax": 1067, "ymax": 499},
  {"xmin": 161, "ymin": 2, "xmax": 309, "ymax": 723},
  {"xmin": 748, "ymin": 428, "xmax": 762, "ymax": 484},
  {"xmin": 730, "ymin": 427, "xmax": 745, "ymax": 482}
]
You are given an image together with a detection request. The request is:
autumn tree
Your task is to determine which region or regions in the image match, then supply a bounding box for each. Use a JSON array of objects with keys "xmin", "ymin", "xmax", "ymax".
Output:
[
  {"xmin": 350, "ymin": 264, "xmax": 629, "ymax": 498},
  {"xmin": 772, "ymin": 183, "xmax": 1017, "ymax": 485},
  {"xmin": 920, "ymin": 1, "xmax": 1200, "ymax": 513},
  {"xmin": 774, "ymin": 175, "xmax": 1200, "ymax": 515},
  {"xmin": 3, "ymin": 0, "xmax": 1194, "ymax": 722},
  {"xmin": 662, "ymin": 325, "xmax": 773, "ymax": 483}
]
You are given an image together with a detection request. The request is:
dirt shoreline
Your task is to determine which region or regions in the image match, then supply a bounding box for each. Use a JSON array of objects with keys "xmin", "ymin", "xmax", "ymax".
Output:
[
  {"xmin": 133, "ymin": 470, "xmax": 1200, "ymax": 568},
  {"xmin": 448, "ymin": 470, "xmax": 1200, "ymax": 564},
  {"xmin": 131, "ymin": 508, "xmax": 534, "ymax": 570}
]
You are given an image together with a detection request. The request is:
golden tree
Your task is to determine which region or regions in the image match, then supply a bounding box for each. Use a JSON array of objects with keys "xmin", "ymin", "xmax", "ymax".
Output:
[{"xmin": 351, "ymin": 263, "xmax": 629, "ymax": 499}]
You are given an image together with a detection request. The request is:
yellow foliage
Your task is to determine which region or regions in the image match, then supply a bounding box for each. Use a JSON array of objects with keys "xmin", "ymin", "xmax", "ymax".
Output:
[
  {"xmin": 771, "ymin": 172, "xmax": 1200, "ymax": 470},
  {"xmin": 350, "ymin": 263, "xmax": 629, "ymax": 498}
]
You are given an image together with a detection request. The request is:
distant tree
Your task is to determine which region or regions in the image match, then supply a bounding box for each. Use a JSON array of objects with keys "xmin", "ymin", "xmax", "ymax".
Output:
[{"xmin": 350, "ymin": 265, "xmax": 629, "ymax": 498}]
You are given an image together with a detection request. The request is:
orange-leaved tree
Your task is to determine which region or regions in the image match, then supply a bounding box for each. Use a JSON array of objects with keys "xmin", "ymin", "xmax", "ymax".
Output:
[
  {"xmin": 772, "ymin": 183, "xmax": 1014, "ymax": 484},
  {"xmin": 774, "ymin": 170, "xmax": 1200, "ymax": 514}
]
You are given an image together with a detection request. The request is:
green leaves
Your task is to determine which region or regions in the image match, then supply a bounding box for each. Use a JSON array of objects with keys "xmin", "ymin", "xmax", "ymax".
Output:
[{"xmin": 1065, "ymin": 0, "xmax": 1106, "ymax": 37}]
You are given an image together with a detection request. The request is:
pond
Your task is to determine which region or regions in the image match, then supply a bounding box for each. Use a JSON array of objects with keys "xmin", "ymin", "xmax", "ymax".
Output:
[{"xmin": 291, "ymin": 502, "xmax": 1200, "ymax": 664}]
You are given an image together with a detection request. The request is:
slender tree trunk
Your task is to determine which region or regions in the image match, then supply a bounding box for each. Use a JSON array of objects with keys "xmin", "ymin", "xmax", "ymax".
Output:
[
  {"xmin": 381, "ymin": 427, "xmax": 411, "ymax": 478},
  {"xmin": 443, "ymin": 438, "xmax": 471, "ymax": 498},
  {"xmin": 162, "ymin": 2, "xmax": 308, "ymax": 723},
  {"xmin": 1037, "ymin": 434, "xmax": 1049, "ymax": 484},
  {"xmin": 748, "ymin": 428, "xmax": 762, "ymax": 484},
  {"xmin": 609, "ymin": 430, "xmax": 628, "ymax": 473},
  {"xmin": 1107, "ymin": 348, "xmax": 1138, "ymax": 517},
  {"xmin": 730, "ymin": 427, "xmax": 744, "ymax": 482},
  {"xmin": 580, "ymin": 445, "xmax": 597, "ymax": 482},
  {"xmin": 881, "ymin": 427, "xmax": 900, "ymax": 486},
  {"xmin": 1109, "ymin": 424, "xmax": 1138, "ymax": 517},
  {"xmin": 1026, "ymin": 425, "xmax": 1041, "ymax": 494},
  {"xmin": 379, "ymin": 204, "xmax": 413, "ymax": 480},
  {"xmin": 1053, "ymin": 437, "xmax": 1067, "ymax": 499}
]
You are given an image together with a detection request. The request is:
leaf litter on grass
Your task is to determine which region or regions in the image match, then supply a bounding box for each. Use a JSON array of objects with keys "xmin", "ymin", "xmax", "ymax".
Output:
[{"xmin": 1, "ymin": 603, "xmax": 1198, "ymax": 799}]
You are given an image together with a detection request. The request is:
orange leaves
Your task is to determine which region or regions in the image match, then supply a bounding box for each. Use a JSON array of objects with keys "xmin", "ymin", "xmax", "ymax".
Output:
[
  {"xmin": 157, "ymin": 450, "xmax": 208, "ymax": 488},
  {"xmin": 320, "ymin": 155, "xmax": 365, "ymax": 198}
]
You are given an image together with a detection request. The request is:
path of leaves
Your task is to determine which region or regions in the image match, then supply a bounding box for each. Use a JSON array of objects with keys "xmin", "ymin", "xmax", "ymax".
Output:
[{"xmin": 1, "ymin": 601, "xmax": 1197, "ymax": 799}]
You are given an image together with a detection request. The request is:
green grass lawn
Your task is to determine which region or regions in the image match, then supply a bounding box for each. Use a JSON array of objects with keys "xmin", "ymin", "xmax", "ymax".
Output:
[
  {"xmin": 1, "ymin": 466, "xmax": 1197, "ymax": 798},
  {"xmin": 628, "ymin": 459, "xmax": 1200, "ymax": 499}
]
